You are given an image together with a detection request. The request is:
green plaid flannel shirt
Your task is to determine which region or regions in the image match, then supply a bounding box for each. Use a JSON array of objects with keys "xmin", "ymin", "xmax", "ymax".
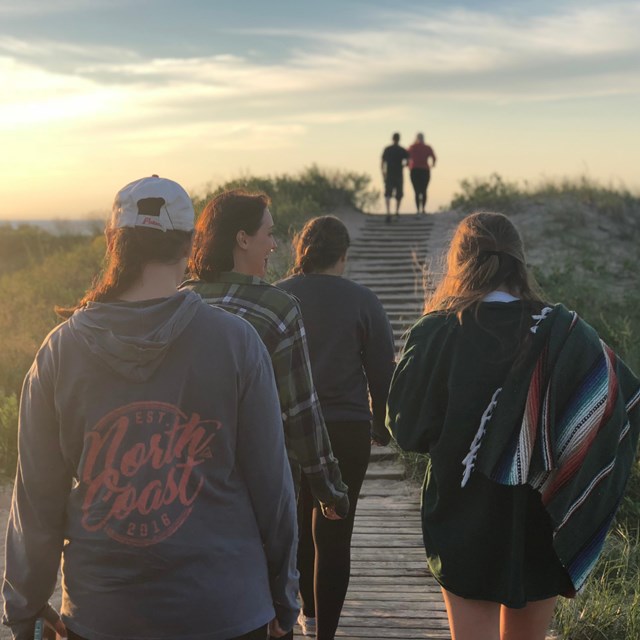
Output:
[{"xmin": 182, "ymin": 273, "xmax": 349, "ymax": 515}]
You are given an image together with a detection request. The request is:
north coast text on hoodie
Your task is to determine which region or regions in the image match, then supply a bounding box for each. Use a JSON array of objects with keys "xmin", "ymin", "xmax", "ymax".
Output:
[{"xmin": 80, "ymin": 401, "xmax": 222, "ymax": 546}]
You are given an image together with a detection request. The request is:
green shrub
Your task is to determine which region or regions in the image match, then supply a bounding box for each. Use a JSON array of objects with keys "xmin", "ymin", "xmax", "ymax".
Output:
[
  {"xmin": 0, "ymin": 391, "xmax": 18, "ymax": 475},
  {"xmin": 449, "ymin": 174, "xmax": 640, "ymax": 223},
  {"xmin": 449, "ymin": 173, "xmax": 523, "ymax": 214},
  {"xmin": 194, "ymin": 165, "xmax": 378, "ymax": 234},
  {"xmin": 535, "ymin": 265, "xmax": 640, "ymax": 374},
  {"xmin": 0, "ymin": 225, "xmax": 91, "ymax": 277},
  {"xmin": 0, "ymin": 236, "xmax": 106, "ymax": 469}
]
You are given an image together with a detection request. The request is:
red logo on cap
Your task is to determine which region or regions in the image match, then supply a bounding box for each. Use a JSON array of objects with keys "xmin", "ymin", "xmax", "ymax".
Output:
[{"xmin": 141, "ymin": 216, "xmax": 163, "ymax": 229}]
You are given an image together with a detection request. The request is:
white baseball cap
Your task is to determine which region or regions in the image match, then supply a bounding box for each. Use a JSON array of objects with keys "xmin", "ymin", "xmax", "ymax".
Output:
[{"xmin": 111, "ymin": 175, "xmax": 194, "ymax": 232}]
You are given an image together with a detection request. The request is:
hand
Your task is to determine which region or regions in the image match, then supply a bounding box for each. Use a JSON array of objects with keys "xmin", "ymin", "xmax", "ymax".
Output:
[
  {"xmin": 371, "ymin": 437, "xmax": 385, "ymax": 447},
  {"xmin": 320, "ymin": 504, "xmax": 343, "ymax": 520},
  {"xmin": 53, "ymin": 619, "xmax": 68, "ymax": 638},
  {"xmin": 268, "ymin": 618, "xmax": 287, "ymax": 638}
]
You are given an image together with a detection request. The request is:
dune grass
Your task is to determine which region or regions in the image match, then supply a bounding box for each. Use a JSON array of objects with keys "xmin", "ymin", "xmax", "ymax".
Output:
[
  {"xmin": 449, "ymin": 172, "xmax": 640, "ymax": 224},
  {"xmin": 194, "ymin": 164, "xmax": 379, "ymax": 233}
]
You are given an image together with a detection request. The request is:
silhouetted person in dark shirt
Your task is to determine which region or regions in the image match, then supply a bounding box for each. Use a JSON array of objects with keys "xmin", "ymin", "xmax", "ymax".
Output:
[{"xmin": 381, "ymin": 132, "xmax": 409, "ymax": 223}]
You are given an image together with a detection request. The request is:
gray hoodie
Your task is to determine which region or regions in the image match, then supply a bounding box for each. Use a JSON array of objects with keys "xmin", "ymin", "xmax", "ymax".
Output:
[{"xmin": 2, "ymin": 290, "xmax": 299, "ymax": 640}]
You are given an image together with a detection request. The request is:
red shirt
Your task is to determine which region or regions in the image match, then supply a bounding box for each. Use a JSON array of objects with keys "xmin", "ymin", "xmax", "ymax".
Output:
[{"xmin": 408, "ymin": 143, "xmax": 436, "ymax": 170}]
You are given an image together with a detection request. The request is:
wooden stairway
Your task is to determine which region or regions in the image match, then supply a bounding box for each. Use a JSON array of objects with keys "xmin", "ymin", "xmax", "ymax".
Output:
[{"xmin": 313, "ymin": 214, "xmax": 450, "ymax": 640}]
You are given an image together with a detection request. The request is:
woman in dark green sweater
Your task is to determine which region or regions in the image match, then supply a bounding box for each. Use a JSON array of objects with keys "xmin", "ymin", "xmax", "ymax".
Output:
[{"xmin": 387, "ymin": 212, "xmax": 640, "ymax": 640}]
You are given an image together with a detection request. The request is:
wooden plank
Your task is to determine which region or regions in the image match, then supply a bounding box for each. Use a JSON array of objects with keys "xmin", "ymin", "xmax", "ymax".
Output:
[
  {"xmin": 344, "ymin": 593, "xmax": 444, "ymax": 603},
  {"xmin": 350, "ymin": 569, "xmax": 429, "ymax": 577},
  {"xmin": 351, "ymin": 550, "xmax": 426, "ymax": 559},
  {"xmin": 334, "ymin": 629, "xmax": 449, "ymax": 639},
  {"xmin": 348, "ymin": 576, "xmax": 437, "ymax": 586},
  {"xmin": 346, "ymin": 582, "xmax": 437, "ymax": 592},
  {"xmin": 347, "ymin": 588, "xmax": 441, "ymax": 598},
  {"xmin": 337, "ymin": 615, "xmax": 449, "ymax": 626},
  {"xmin": 356, "ymin": 502, "xmax": 418, "ymax": 508},
  {"xmin": 352, "ymin": 523, "xmax": 422, "ymax": 531},
  {"xmin": 345, "ymin": 602, "xmax": 444, "ymax": 609}
]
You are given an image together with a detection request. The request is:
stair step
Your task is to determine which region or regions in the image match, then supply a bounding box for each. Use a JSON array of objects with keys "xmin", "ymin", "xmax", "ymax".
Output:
[
  {"xmin": 369, "ymin": 445, "xmax": 396, "ymax": 461},
  {"xmin": 365, "ymin": 464, "xmax": 406, "ymax": 480},
  {"xmin": 348, "ymin": 265, "xmax": 424, "ymax": 274},
  {"xmin": 357, "ymin": 237, "xmax": 430, "ymax": 244}
]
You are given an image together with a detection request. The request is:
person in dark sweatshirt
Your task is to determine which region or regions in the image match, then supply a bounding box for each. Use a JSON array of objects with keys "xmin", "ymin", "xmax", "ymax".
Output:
[
  {"xmin": 277, "ymin": 216, "xmax": 396, "ymax": 640},
  {"xmin": 2, "ymin": 176, "xmax": 298, "ymax": 640},
  {"xmin": 387, "ymin": 212, "xmax": 640, "ymax": 640}
]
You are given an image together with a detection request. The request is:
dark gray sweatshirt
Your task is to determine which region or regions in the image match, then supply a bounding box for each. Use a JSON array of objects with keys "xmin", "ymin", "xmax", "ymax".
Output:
[
  {"xmin": 2, "ymin": 291, "xmax": 299, "ymax": 640},
  {"xmin": 276, "ymin": 274, "xmax": 395, "ymax": 443}
]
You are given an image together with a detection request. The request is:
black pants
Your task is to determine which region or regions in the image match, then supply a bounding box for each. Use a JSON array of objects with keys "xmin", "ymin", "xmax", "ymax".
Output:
[
  {"xmin": 297, "ymin": 421, "xmax": 371, "ymax": 640},
  {"xmin": 410, "ymin": 168, "xmax": 430, "ymax": 212},
  {"xmin": 68, "ymin": 623, "xmax": 267, "ymax": 640}
]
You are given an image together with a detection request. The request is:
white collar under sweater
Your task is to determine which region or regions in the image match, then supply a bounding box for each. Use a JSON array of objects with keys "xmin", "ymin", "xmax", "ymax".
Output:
[{"xmin": 482, "ymin": 291, "xmax": 520, "ymax": 303}]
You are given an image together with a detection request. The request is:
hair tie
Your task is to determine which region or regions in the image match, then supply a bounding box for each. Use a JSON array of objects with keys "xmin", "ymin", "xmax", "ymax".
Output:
[{"xmin": 477, "ymin": 250, "xmax": 502, "ymax": 264}]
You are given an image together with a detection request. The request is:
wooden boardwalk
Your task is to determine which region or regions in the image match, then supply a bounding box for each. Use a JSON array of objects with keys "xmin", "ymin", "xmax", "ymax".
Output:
[
  {"xmin": 304, "ymin": 213, "xmax": 452, "ymax": 639},
  {"xmin": 335, "ymin": 460, "xmax": 450, "ymax": 639}
]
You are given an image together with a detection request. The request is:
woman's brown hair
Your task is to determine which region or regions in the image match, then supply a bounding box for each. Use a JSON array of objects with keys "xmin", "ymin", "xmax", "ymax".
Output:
[
  {"xmin": 290, "ymin": 215, "xmax": 350, "ymax": 275},
  {"xmin": 57, "ymin": 227, "xmax": 192, "ymax": 318},
  {"xmin": 189, "ymin": 189, "xmax": 271, "ymax": 281},
  {"xmin": 425, "ymin": 212, "xmax": 543, "ymax": 320}
]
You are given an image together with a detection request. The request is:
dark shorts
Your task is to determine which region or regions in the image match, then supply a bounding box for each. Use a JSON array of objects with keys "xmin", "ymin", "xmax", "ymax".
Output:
[{"xmin": 384, "ymin": 175, "xmax": 403, "ymax": 199}]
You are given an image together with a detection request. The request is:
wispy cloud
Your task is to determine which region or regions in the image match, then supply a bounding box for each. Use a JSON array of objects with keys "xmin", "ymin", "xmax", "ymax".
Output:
[
  {"xmin": 0, "ymin": 35, "xmax": 136, "ymax": 61},
  {"xmin": 0, "ymin": 0, "xmax": 130, "ymax": 17},
  {"xmin": 1, "ymin": 2, "xmax": 639, "ymax": 133}
]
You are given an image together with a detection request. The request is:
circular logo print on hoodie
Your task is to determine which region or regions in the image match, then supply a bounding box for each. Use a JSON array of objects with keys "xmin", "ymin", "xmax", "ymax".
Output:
[{"xmin": 80, "ymin": 401, "xmax": 220, "ymax": 546}]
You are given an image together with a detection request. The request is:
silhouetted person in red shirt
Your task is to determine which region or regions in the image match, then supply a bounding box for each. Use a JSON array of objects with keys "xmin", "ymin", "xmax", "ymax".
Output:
[
  {"xmin": 407, "ymin": 133, "xmax": 436, "ymax": 215},
  {"xmin": 381, "ymin": 132, "xmax": 409, "ymax": 222}
]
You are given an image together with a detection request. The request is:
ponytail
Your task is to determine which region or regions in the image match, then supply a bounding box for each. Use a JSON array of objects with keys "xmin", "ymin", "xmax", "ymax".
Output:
[{"xmin": 291, "ymin": 216, "xmax": 350, "ymax": 275}]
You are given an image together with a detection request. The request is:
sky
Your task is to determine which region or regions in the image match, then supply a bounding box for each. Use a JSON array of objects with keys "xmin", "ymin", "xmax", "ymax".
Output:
[{"xmin": 1, "ymin": 0, "xmax": 639, "ymax": 219}]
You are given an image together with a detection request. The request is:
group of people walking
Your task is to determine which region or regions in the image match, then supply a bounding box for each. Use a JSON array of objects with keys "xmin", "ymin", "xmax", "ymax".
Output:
[
  {"xmin": 3, "ymin": 175, "xmax": 639, "ymax": 640},
  {"xmin": 381, "ymin": 132, "xmax": 436, "ymax": 221}
]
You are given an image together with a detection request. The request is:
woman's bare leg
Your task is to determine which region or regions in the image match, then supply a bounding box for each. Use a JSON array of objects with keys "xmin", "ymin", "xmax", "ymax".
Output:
[
  {"xmin": 441, "ymin": 589, "xmax": 500, "ymax": 640},
  {"xmin": 500, "ymin": 597, "xmax": 557, "ymax": 640}
]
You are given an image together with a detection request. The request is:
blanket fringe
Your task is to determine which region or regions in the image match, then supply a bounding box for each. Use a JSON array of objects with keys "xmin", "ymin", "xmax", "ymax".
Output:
[{"xmin": 461, "ymin": 387, "xmax": 502, "ymax": 487}]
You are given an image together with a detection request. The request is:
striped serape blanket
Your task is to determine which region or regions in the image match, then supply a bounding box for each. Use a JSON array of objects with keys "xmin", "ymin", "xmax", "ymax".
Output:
[{"xmin": 473, "ymin": 304, "xmax": 640, "ymax": 591}]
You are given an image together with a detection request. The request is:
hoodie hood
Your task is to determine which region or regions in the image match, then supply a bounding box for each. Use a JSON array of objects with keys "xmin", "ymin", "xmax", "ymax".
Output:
[{"xmin": 69, "ymin": 290, "xmax": 202, "ymax": 382}]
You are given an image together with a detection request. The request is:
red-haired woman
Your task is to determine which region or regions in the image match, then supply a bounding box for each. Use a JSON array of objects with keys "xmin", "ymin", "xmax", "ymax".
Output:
[{"xmin": 182, "ymin": 190, "xmax": 349, "ymax": 523}]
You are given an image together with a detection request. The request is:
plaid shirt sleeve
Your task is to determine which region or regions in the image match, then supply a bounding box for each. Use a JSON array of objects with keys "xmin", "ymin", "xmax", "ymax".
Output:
[{"xmin": 272, "ymin": 302, "xmax": 350, "ymax": 517}]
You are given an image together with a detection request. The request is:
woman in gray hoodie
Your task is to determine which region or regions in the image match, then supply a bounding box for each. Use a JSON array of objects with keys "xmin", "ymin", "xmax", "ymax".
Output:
[{"xmin": 2, "ymin": 176, "xmax": 298, "ymax": 640}]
